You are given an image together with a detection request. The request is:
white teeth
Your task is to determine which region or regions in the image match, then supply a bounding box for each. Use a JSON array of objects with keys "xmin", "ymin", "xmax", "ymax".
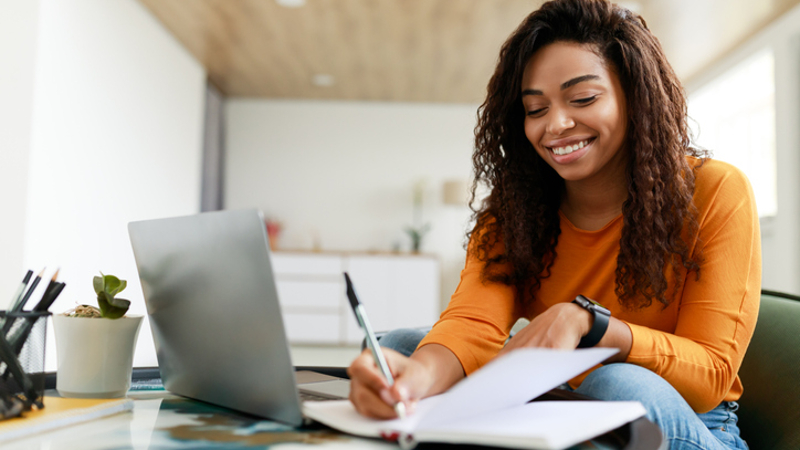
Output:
[{"xmin": 551, "ymin": 140, "xmax": 589, "ymax": 156}]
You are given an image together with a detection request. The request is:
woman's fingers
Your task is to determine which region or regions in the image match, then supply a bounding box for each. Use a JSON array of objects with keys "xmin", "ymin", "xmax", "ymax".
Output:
[
  {"xmin": 347, "ymin": 349, "xmax": 391, "ymax": 391},
  {"xmin": 499, "ymin": 303, "xmax": 587, "ymax": 356},
  {"xmin": 347, "ymin": 348, "xmax": 413, "ymax": 419},
  {"xmin": 349, "ymin": 373, "xmax": 401, "ymax": 419}
]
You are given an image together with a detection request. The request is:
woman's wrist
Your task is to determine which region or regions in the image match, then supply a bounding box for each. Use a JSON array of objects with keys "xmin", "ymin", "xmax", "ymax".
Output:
[
  {"xmin": 564, "ymin": 301, "xmax": 631, "ymax": 360},
  {"xmin": 410, "ymin": 344, "xmax": 465, "ymax": 398},
  {"xmin": 567, "ymin": 302, "xmax": 594, "ymax": 339},
  {"xmin": 598, "ymin": 318, "xmax": 633, "ymax": 363}
]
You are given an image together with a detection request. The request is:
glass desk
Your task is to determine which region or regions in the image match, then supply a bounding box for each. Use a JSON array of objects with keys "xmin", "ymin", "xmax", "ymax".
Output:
[
  {"xmin": 2, "ymin": 369, "xmax": 665, "ymax": 450},
  {"xmin": 3, "ymin": 391, "xmax": 396, "ymax": 450}
]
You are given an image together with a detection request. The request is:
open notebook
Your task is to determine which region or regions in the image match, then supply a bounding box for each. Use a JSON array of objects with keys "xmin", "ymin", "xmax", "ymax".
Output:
[{"xmin": 304, "ymin": 348, "xmax": 646, "ymax": 450}]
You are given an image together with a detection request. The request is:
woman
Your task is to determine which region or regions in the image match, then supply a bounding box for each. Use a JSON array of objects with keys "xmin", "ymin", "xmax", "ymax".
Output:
[{"xmin": 348, "ymin": 1, "xmax": 760, "ymax": 449}]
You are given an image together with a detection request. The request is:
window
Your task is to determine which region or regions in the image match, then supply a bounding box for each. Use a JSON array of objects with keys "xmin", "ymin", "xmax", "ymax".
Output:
[{"xmin": 688, "ymin": 49, "xmax": 777, "ymax": 217}]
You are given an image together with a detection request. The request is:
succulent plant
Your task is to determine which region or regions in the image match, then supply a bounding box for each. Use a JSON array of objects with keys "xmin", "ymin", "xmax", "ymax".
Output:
[
  {"xmin": 66, "ymin": 273, "xmax": 130, "ymax": 319},
  {"xmin": 93, "ymin": 273, "xmax": 130, "ymax": 319}
]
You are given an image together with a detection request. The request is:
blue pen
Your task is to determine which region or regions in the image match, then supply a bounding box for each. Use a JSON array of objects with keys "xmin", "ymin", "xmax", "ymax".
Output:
[{"xmin": 344, "ymin": 272, "xmax": 407, "ymax": 419}]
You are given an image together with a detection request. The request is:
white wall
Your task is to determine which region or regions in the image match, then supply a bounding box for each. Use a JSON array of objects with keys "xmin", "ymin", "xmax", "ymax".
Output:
[
  {"xmin": 225, "ymin": 100, "xmax": 477, "ymax": 309},
  {"xmin": 686, "ymin": 3, "xmax": 800, "ymax": 294},
  {"xmin": 20, "ymin": 0, "xmax": 206, "ymax": 370},
  {"xmin": 0, "ymin": 0, "xmax": 40, "ymax": 307}
]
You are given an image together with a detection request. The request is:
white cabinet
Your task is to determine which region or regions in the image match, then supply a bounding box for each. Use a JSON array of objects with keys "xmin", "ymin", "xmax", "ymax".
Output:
[{"xmin": 271, "ymin": 252, "xmax": 440, "ymax": 345}]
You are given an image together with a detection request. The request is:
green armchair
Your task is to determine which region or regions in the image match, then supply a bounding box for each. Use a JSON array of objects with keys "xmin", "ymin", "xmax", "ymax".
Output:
[{"xmin": 736, "ymin": 289, "xmax": 800, "ymax": 450}]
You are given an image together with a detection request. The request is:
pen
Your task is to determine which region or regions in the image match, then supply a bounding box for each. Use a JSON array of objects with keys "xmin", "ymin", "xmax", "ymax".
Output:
[
  {"xmin": 1, "ymin": 270, "xmax": 33, "ymax": 333},
  {"xmin": 2, "ymin": 268, "xmax": 45, "ymax": 337},
  {"xmin": 344, "ymin": 272, "xmax": 407, "ymax": 419},
  {"xmin": 6, "ymin": 281, "xmax": 65, "ymax": 358},
  {"xmin": 15, "ymin": 268, "xmax": 45, "ymax": 312},
  {"xmin": 9, "ymin": 270, "xmax": 33, "ymax": 311}
]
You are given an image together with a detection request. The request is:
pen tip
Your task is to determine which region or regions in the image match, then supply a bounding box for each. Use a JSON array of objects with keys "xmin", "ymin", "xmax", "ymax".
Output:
[
  {"xmin": 395, "ymin": 402, "xmax": 407, "ymax": 420},
  {"xmin": 37, "ymin": 268, "xmax": 46, "ymax": 277},
  {"xmin": 51, "ymin": 268, "xmax": 60, "ymax": 281}
]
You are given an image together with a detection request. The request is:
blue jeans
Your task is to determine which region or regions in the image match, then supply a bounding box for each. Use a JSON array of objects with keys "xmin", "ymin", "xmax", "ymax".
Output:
[{"xmin": 378, "ymin": 328, "xmax": 749, "ymax": 450}]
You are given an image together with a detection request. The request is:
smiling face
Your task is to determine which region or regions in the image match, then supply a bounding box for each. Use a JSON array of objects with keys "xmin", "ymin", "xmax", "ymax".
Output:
[{"xmin": 521, "ymin": 41, "xmax": 628, "ymax": 185}]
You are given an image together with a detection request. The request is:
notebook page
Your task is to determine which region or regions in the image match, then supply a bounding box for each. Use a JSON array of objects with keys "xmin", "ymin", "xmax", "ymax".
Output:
[
  {"xmin": 302, "ymin": 395, "xmax": 443, "ymax": 438},
  {"xmin": 415, "ymin": 347, "xmax": 617, "ymax": 430},
  {"xmin": 413, "ymin": 400, "xmax": 646, "ymax": 450}
]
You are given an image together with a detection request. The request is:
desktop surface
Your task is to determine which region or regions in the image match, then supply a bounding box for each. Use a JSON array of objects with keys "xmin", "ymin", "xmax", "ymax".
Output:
[
  {"xmin": 3, "ymin": 390, "xmax": 393, "ymax": 450},
  {"xmin": 4, "ymin": 369, "xmax": 665, "ymax": 450},
  {"xmin": 2, "ymin": 392, "xmax": 664, "ymax": 450}
]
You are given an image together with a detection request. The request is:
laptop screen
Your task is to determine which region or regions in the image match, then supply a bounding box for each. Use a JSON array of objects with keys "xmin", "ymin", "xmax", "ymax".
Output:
[{"xmin": 128, "ymin": 209, "xmax": 305, "ymax": 425}]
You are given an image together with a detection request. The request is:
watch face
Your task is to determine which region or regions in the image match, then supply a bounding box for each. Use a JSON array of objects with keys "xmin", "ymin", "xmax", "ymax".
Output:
[
  {"xmin": 589, "ymin": 300, "xmax": 610, "ymax": 315},
  {"xmin": 575, "ymin": 295, "xmax": 610, "ymax": 315}
]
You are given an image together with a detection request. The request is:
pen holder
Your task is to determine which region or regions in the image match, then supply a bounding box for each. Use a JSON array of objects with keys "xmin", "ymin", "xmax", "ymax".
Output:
[{"xmin": 0, "ymin": 310, "xmax": 50, "ymax": 420}]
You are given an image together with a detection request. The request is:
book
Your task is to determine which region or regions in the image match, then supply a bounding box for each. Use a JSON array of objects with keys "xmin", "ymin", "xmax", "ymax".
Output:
[
  {"xmin": 0, "ymin": 396, "xmax": 133, "ymax": 443},
  {"xmin": 303, "ymin": 348, "xmax": 647, "ymax": 450}
]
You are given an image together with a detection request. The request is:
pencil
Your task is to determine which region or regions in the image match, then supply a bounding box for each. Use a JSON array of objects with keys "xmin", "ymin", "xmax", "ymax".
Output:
[
  {"xmin": 37, "ymin": 269, "xmax": 60, "ymax": 309},
  {"xmin": 35, "ymin": 281, "xmax": 65, "ymax": 312}
]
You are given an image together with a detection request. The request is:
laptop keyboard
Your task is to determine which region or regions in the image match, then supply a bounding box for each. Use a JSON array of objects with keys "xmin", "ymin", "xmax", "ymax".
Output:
[{"xmin": 299, "ymin": 391, "xmax": 340, "ymax": 402}]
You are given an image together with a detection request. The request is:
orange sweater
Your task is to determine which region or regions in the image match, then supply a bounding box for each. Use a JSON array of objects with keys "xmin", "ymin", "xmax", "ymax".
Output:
[{"xmin": 418, "ymin": 158, "xmax": 761, "ymax": 413}]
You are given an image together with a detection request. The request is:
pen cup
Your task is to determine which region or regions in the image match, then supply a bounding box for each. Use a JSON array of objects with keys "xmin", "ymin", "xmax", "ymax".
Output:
[{"xmin": 0, "ymin": 310, "xmax": 51, "ymax": 416}]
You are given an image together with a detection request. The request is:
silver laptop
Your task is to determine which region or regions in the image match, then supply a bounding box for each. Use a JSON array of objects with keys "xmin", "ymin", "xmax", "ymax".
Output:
[{"xmin": 128, "ymin": 209, "xmax": 349, "ymax": 426}]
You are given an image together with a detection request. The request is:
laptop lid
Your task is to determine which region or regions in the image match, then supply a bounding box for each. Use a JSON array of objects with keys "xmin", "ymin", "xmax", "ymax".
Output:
[{"xmin": 128, "ymin": 209, "xmax": 305, "ymax": 425}]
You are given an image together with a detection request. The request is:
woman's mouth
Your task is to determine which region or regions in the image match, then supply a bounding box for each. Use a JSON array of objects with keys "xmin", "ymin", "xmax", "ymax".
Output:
[{"xmin": 549, "ymin": 138, "xmax": 593, "ymax": 156}]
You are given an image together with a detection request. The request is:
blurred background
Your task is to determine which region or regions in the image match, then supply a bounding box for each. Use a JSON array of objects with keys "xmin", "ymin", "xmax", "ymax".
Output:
[{"xmin": 2, "ymin": 0, "xmax": 797, "ymax": 369}]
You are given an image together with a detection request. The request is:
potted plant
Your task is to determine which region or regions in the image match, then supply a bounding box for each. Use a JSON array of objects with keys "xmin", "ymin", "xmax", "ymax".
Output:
[
  {"xmin": 52, "ymin": 273, "xmax": 143, "ymax": 398},
  {"xmin": 404, "ymin": 179, "xmax": 431, "ymax": 253}
]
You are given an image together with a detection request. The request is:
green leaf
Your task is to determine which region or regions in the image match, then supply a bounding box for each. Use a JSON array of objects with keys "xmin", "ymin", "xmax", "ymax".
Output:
[
  {"xmin": 107, "ymin": 296, "xmax": 130, "ymax": 310},
  {"xmin": 94, "ymin": 272, "xmax": 130, "ymax": 318},
  {"xmin": 93, "ymin": 276, "xmax": 104, "ymax": 295},
  {"xmin": 97, "ymin": 293, "xmax": 127, "ymax": 319},
  {"xmin": 103, "ymin": 275, "xmax": 123, "ymax": 297},
  {"xmin": 116, "ymin": 279, "xmax": 127, "ymax": 295}
]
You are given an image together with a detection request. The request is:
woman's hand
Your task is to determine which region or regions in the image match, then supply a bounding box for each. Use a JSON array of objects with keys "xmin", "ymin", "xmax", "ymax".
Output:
[
  {"xmin": 347, "ymin": 348, "xmax": 434, "ymax": 419},
  {"xmin": 498, "ymin": 302, "xmax": 592, "ymax": 356},
  {"xmin": 498, "ymin": 301, "xmax": 632, "ymax": 363},
  {"xmin": 347, "ymin": 344, "xmax": 465, "ymax": 419}
]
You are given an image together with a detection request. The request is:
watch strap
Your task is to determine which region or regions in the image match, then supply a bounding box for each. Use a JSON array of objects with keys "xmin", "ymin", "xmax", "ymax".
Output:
[{"xmin": 573, "ymin": 295, "xmax": 610, "ymax": 348}]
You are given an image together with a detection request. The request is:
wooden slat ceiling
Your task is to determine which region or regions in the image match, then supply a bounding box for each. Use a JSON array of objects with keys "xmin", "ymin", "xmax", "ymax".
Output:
[{"xmin": 138, "ymin": 0, "xmax": 800, "ymax": 103}]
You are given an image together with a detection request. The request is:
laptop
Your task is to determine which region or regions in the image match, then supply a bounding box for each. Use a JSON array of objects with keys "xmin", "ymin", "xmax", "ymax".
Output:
[{"xmin": 128, "ymin": 209, "xmax": 350, "ymax": 426}]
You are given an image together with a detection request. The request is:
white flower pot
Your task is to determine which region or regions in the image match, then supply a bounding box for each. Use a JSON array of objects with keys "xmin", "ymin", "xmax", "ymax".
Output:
[{"xmin": 53, "ymin": 315, "xmax": 143, "ymax": 398}]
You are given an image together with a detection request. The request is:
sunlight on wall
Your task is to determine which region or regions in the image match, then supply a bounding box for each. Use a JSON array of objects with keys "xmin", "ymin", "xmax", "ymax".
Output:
[{"xmin": 688, "ymin": 49, "xmax": 777, "ymax": 217}]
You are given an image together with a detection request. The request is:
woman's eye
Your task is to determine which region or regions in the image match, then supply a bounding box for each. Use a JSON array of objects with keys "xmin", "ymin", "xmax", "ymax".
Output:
[
  {"xmin": 573, "ymin": 95, "xmax": 598, "ymax": 105},
  {"xmin": 526, "ymin": 107, "xmax": 547, "ymax": 117}
]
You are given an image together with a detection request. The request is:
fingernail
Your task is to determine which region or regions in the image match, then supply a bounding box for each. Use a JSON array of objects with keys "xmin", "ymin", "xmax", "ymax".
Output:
[
  {"xmin": 396, "ymin": 386, "xmax": 409, "ymax": 402},
  {"xmin": 380, "ymin": 389, "xmax": 394, "ymax": 405}
]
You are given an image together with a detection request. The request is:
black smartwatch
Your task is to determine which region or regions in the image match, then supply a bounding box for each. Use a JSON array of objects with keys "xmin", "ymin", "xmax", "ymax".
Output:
[{"xmin": 571, "ymin": 295, "xmax": 611, "ymax": 348}]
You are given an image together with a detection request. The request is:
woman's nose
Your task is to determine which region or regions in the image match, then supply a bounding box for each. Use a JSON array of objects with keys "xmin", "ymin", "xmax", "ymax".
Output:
[{"xmin": 546, "ymin": 107, "xmax": 576, "ymax": 135}]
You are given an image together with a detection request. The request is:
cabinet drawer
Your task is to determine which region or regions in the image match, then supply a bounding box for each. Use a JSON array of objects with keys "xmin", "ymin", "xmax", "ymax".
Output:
[
  {"xmin": 276, "ymin": 280, "xmax": 342, "ymax": 310},
  {"xmin": 272, "ymin": 253, "xmax": 342, "ymax": 276},
  {"xmin": 283, "ymin": 313, "xmax": 340, "ymax": 343}
]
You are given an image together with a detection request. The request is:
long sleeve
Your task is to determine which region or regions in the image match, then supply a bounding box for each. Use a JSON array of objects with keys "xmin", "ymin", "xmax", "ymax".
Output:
[
  {"xmin": 417, "ymin": 232, "xmax": 518, "ymax": 375},
  {"xmin": 625, "ymin": 160, "xmax": 761, "ymax": 412},
  {"xmin": 416, "ymin": 159, "xmax": 760, "ymax": 414}
]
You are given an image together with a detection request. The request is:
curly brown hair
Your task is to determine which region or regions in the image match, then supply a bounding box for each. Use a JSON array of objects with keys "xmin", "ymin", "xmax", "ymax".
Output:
[{"xmin": 470, "ymin": 0, "xmax": 706, "ymax": 310}]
